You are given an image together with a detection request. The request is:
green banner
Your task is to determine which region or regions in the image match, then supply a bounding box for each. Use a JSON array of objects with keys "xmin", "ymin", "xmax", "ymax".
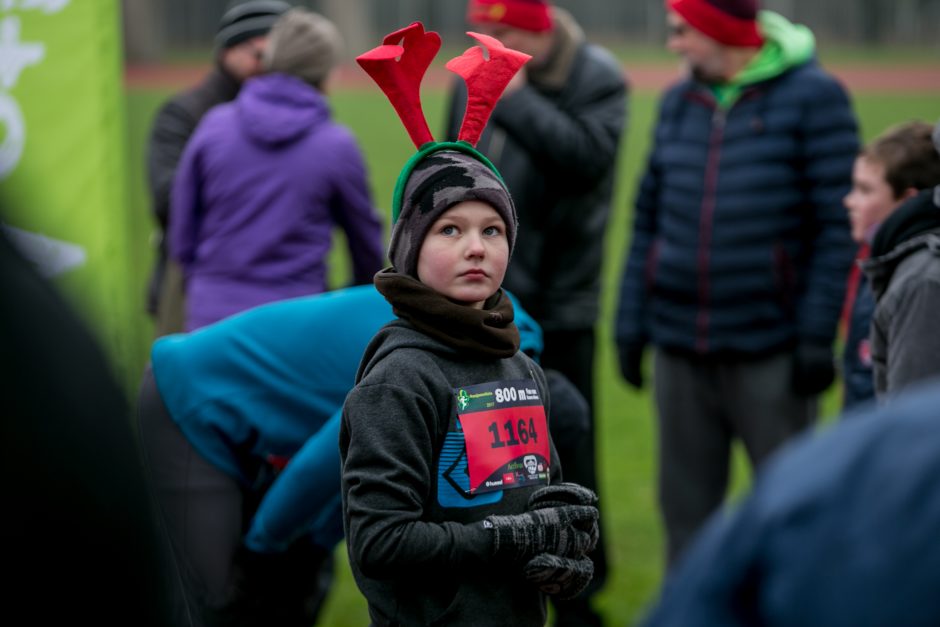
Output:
[{"xmin": 0, "ymin": 0, "xmax": 144, "ymax": 392}]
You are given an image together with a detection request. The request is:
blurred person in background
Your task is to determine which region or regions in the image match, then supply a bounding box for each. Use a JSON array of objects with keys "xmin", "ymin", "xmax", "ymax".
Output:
[
  {"xmin": 445, "ymin": 2, "xmax": 628, "ymax": 623},
  {"xmin": 169, "ymin": 7, "xmax": 385, "ymax": 331},
  {"xmin": 147, "ymin": 0, "xmax": 292, "ymax": 335},
  {"xmin": 615, "ymin": 0, "xmax": 858, "ymax": 569},
  {"xmin": 861, "ymin": 119, "xmax": 940, "ymax": 401},
  {"xmin": 840, "ymin": 120, "xmax": 940, "ymax": 410}
]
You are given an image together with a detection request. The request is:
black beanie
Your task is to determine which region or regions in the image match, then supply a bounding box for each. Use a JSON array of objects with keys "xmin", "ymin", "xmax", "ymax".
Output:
[{"xmin": 215, "ymin": 0, "xmax": 291, "ymax": 49}]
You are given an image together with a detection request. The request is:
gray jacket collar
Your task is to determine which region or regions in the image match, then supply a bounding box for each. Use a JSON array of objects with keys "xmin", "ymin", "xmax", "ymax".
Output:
[{"xmin": 862, "ymin": 229, "xmax": 940, "ymax": 300}]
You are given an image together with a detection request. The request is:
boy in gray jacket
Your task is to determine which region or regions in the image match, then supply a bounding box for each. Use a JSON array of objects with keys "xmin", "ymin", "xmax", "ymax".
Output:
[{"xmin": 339, "ymin": 144, "xmax": 599, "ymax": 626}]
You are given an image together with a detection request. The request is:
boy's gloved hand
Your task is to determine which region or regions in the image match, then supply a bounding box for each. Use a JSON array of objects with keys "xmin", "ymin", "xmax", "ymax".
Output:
[
  {"xmin": 484, "ymin": 504, "xmax": 598, "ymax": 562},
  {"xmin": 528, "ymin": 483, "xmax": 599, "ymax": 554},
  {"xmin": 528, "ymin": 482, "xmax": 598, "ymax": 510},
  {"xmin": 524, "ymin": 552, "xmax": 594, "ymax": 600},
  {"xmin": 527, "ymin": 482, "xmax": 599, "ymax": 555}
]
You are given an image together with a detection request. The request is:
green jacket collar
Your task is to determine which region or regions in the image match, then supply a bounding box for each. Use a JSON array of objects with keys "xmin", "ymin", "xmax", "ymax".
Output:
[{"xmin": 710, "ymin": 11, "xmax": 816, "ymax": 108}]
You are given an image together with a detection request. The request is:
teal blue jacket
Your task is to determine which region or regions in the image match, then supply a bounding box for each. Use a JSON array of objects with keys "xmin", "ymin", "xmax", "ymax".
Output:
[{"xmin": 151, "ymin": 285, "xmax": 543, "ymax": 551}]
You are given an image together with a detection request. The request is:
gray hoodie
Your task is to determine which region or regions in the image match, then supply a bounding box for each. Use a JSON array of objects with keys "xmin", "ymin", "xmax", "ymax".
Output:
[{"xmin": 340, "ymin": 319, "xmax": 560, "ymax": 626}]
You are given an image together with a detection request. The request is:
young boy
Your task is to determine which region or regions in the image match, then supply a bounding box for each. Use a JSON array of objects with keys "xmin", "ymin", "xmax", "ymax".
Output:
[
  {"xmin": 862, "ymin": 120, "xmax": 940, "ymax": 400},
  {"xmin": 841, "ymin": 120, "xmax": 940, "ymax": 408},
  {"xmin": 339, "ymin": 147, "xmax": 599, "ymax": 626}
]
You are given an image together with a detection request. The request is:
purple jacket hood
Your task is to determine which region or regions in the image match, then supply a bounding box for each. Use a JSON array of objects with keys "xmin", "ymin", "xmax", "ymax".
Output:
[{"xmin": 237, "ymin": 73, "xmax": 330, "ymax": 146}]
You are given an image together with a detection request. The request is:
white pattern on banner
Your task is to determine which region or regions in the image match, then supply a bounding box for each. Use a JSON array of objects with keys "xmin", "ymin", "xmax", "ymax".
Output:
[
  {"xmin": 2, "ymin": 224, "xmax": 87, "ymax": 276},
  {"xmin": 1, "ymin": 0, "xmax": 85, "ymax": 275},
  {"xmin": 2, "ymin": 1, "xmax": 70, "ymax": 13},
  {"xmin": 0, "ymin": 1, "xmax": 71, "ymax": 179}
]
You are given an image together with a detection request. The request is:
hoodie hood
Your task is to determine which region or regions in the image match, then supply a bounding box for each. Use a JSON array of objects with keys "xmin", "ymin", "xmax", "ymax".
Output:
[
  {"xmin": 712, "ymin": 11, "xmax": 816, "ymax": 106},
  {"xmin": 355, "ymin": 320, "xmax": 452, "ymax": 384},
  {"xmin": 871, "ymin": 188, "xmax": 940, "ymax": 258},
  {"xmin": 862, "ymin": 189, "xmax": 940, "ymax": 298},
  {"xmin": 237, "ymin": 72, "xmax": 330, "ymax": 146},
  {"xmin": 736, "ymin": 11, "xmax": 815, "ymax": 85}
]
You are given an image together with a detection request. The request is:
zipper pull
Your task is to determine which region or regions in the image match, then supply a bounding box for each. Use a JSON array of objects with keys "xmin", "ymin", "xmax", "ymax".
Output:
[{"xmin": 712, "ymin": 108, "xmax": 726, "ymax": 129}]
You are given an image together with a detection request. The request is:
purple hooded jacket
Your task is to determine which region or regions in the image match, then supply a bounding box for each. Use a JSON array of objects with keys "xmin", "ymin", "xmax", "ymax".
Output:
[{"xmin": 169, "ymin": 73, "xmax": 384, "ymax": 331}]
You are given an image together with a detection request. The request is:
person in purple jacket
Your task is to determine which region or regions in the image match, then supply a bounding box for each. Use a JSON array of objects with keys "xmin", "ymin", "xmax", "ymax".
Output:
[{"xmin": 169, "ymin": 7, "xmax": 385, "ymax": 331}]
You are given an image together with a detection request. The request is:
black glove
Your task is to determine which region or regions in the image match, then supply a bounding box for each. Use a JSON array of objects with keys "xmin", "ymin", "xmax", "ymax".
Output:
[
  {"xmin": 617, "ymin": 342, "xmax": 645, "ymax": 389},
  {"xmin": 528, "ymin": 482, "xmax": 598, "ymax": 510},
  {"xmin": 792, "ymin": 341, "xmax": 836, "ymax": 396},
  {"xmin": 484, "ymin": 504, "xmax": 598, "ymax": 562},
  {"xmin": 524, "ymin": 553, "xmax": 594, "ymax": 600},
  {"xmin": 527, "ymin": 483, "xmax": 599, "ymax": 556}
]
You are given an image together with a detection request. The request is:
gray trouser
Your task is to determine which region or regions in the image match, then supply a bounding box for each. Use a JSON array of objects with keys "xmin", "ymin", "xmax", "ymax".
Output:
[
  {"xmin": 137, "ymin": 367, "xmax": 334, "ymax": 627},
  {"xmin": 137, "ymin": 366, "xmax": 244, "ymax": 625},
  {"xmin": 653, "ymin": 348, "xmax": 816, "ymax": 566}
]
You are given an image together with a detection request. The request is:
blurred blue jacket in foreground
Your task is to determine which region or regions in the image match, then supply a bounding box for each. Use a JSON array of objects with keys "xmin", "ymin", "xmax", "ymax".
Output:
[{"xmin": 644, "ymin": 378, "xmax": 940, "ymax": 627}]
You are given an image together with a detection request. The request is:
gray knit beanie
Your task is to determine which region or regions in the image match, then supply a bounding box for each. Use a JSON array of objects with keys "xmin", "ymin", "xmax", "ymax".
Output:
[
  {"xmin": 215, "ymin": 0, "xmax": 291, "ymax": 49},
  {"xmin": 388, "ymin": 147, "xmax": 518, "ymax": 278},
  {"xmin": 262, "ymin": 8, "xmax": 343, "ymax": 88}
]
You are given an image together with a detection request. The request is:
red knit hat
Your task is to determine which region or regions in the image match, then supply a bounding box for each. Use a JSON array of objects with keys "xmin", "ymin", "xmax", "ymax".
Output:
[
  {"xmin": 667, "ymin": 0, "xmax": 763, "ymax": 47},
  {"xmin": 467, "ymin": 0, "xmax": 553, "ymax": 33}
]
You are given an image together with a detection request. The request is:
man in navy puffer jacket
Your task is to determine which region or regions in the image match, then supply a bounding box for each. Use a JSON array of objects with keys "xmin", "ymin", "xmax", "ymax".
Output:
[{"xmin": 615, "ymin": 0, "xmax": 858, "ymax": 567}]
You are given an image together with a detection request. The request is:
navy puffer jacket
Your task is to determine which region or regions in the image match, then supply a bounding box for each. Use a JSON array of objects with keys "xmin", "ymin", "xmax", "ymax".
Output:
[{"xmin": 617, "ymin": 59, "xmax": 857, "ymax": 356}]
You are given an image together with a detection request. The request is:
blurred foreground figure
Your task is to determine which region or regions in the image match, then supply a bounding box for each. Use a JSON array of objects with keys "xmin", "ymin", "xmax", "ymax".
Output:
[
  {"xmin": 0, "ymin": 228, "xmax": 171, "ymax": 626},
  {"xmin": 643, "ymin": 378, "xmax": 940, "ymax": 627}
]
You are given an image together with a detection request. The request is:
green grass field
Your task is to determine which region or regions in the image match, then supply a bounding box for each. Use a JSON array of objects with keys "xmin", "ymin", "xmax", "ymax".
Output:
[{"xmin": 125, "ymin": 78, "xmax": 938, "ymax": 625}]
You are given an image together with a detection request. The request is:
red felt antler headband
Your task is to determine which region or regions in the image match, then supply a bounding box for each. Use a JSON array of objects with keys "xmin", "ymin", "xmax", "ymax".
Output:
[{"xmin": 356, "ymin": 21, "xmax": 531, "ymax": 149}]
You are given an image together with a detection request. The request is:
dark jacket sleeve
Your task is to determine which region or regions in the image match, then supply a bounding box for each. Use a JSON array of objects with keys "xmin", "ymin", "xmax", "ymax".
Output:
[
  {"xmin": 795, "ymin": 71, "xmax": 859, "ymax": 343},
  {"xmin": 489, "ymin": 47, "xmax": 627, "ymax": 186},
  {"xmin": 167, "ymin": 125, "xmax": 205, "ymax": 270},
  {"xmin": 147, "ymin": 100, "xmax": 198, "ymax": 230},
  {"xmin": 875, "ymin": 265, "xmax": 940, "ymax": 397},
  {"xmin": 614, "ymin": 91, "xmax": 671, "ymax": 348},
  {"xmin": 327, "ymin": 130, "xmax": 386, "ymax": 285},
  {"xmin": 886, "ymin": 279, "xmax": 940, "ymax": 395},
  {"xmin": 341, "ymin": 382, "xmax": 493, "ymax": 579}
]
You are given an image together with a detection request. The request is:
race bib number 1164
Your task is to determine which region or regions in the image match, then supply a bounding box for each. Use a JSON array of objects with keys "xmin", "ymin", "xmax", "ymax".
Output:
[{"xmin": 455, "ymin": 379, "xmax": 550, "ymax": 494}]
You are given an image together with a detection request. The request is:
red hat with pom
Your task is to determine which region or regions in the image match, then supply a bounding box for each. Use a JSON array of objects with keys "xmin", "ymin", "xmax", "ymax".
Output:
[
  {"xmin": 466, "ymin": 0, "xmax": 554, "ymax": 33},
  {"xmin": 667, "ymin": 0, "xmax": 764, "ymax": 47}
]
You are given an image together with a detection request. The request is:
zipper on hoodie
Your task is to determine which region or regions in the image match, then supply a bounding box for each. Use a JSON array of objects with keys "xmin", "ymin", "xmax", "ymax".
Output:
[{"xmin": 696, "ymin": 106, "xmax": 725, "ymax": 354}]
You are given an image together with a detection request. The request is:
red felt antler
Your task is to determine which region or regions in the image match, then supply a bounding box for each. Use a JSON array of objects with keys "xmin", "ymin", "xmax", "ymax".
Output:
[
  {"xmin": 356, "ymin": 22, "xmax": 442, "ymax": 148},
  {"xmin": 445, "ymin": 32, "xmax": 531, "ymax": 147}
]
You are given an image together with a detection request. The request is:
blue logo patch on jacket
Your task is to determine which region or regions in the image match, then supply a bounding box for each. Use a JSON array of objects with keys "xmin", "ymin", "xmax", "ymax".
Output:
[{"xmin": 437, "ymin": 423, "xmax": 501, "ymax": 508}]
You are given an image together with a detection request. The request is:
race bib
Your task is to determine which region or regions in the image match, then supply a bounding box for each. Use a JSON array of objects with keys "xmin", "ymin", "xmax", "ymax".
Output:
[{"xmin": 455, "ymin": 379, "xmax": 550, "ymax": 494}]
